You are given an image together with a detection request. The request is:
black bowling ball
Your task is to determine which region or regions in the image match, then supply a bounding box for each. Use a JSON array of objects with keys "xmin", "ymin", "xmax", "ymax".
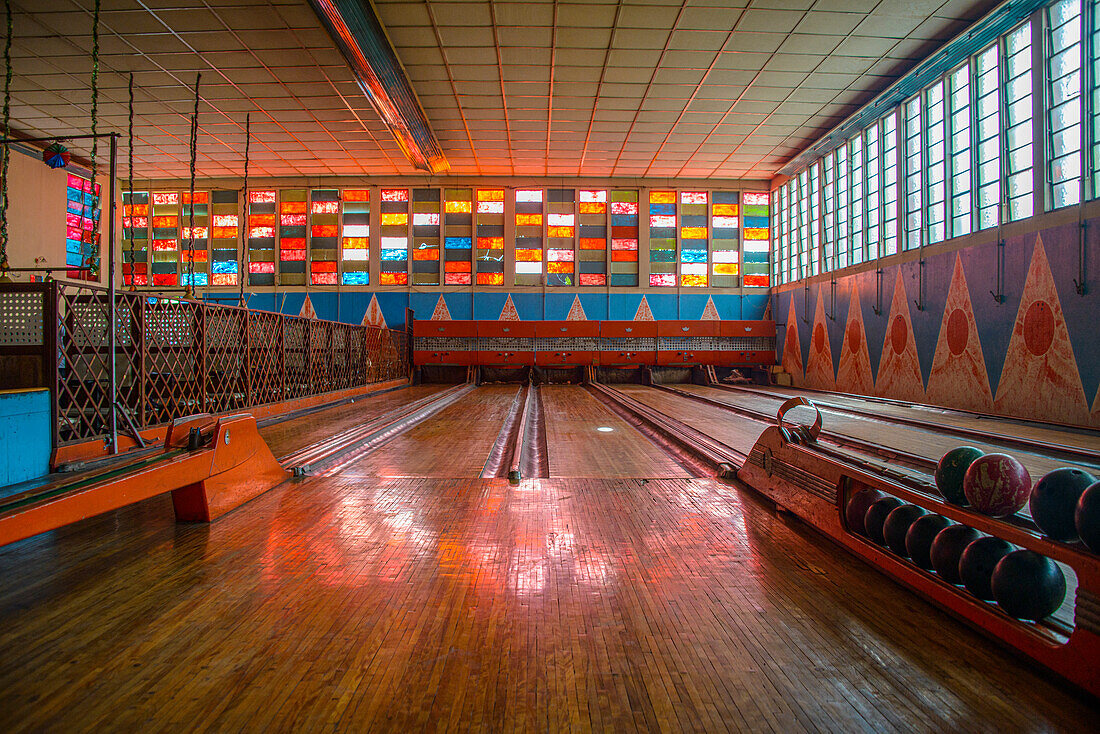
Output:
[
  {"xmin": 930, "ymin": 525, "xmax": 983, "ymax": 584},
  {"xmin": 905, "ymin": 514, "xmax": 954, "ymax": 569},
  {"xmin": 864, "ymin": 497, "xmax": 904, "ymax": 547},
  {"xmin": 1076, "ymin": 481, "xmax": 1100, "ymax": 553},
  {"xmin": 846, "ymin": 488, "xmax": 885, "ymax": 536},
  {"xmin": 959, "ymin": 536, "xmax": 1015, "ymax": 600},
  {"xmin": 991, "ymin": 550, "xmax": 1067, "ymax": 620},
  {"xmin": 883, "ymin": 504, "xmax": 929, "ymax": 557},
  {"xmin": 1029, "ymin": 468, "xmax": 1095, "ymax": 541}
]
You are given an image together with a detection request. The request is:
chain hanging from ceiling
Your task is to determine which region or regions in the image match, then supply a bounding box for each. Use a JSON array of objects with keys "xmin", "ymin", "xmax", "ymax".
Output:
[{"xmin": 185, "ymin": 72, "xmax": 200, "ymax": 297}]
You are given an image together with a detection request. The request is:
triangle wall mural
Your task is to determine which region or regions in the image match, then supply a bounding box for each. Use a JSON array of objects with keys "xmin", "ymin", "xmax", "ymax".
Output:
[
  {"xmin": 362, "ymin": 294, "xmax": 386, "ymax": 328},
  {"xmin": 1092, "ymin": 384, "xmax": 1100, "ymax": 427},
  {"xmin": 430, "ymin": 295, "xmax": 452, "ymax": 320},
  {"xmin": 835, "ymin": 287, "xmax": 875, "ymax": 396},
  {"xmin": 781, "ymin": 296, "xmax": 804, "ymax": 383},
  {"xmin": 876, "ymin": 271, "xmax": 926, "ymax": 402},
  {"xmin": 993, "ymin": 236, "xmax": 1090, "ymax": 424},
  {"xmin": 566, "ymin": 295, "xmax": 587, "ymax": 321},
  {"xmin": 700, "ymin": 297, "xmax": 720, "ymax": 320},
  {"xmin": 298, "ymin": 294, "xmax": 316, "ymax": 320},
  {"xmin": 804, "ymin": 291, "xmax": 836, "ymax": 390},
  {"xmin": 926, "ymin": 254, "xmax": 994, "ymax": 412},
  {"xmin": 633, "ymin": 296, "xmax": 654, "ymax": 321},
  {"xmin": 499, "ymin": 294, "xmax": 520, "ymax": 321}
]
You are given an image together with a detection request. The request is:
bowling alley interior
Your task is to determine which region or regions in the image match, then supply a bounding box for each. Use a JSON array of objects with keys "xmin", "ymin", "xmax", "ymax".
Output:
[{"xmin": 2, "ymin": 0, "xmax": 1100, "ymax": 730}]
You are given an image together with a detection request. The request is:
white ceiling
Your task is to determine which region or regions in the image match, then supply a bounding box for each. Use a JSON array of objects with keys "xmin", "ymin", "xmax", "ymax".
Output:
[{"xmin": 7, "ymin": 0, "xmax": 998, "ymax": 181}]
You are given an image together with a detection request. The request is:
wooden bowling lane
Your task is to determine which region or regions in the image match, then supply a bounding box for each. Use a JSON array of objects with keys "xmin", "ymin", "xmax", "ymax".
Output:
[
  {"xmin": 0, "ymin": 476, "xmax": 1094, "ymax": 731},
  {"xmin": 336, "ymin": 385, "xmax": 521, "ymax": 477},
  {"xmin": 675, "ymin": 384, "xmax": 1100, "ymax": 480},
  {"xmin": 538, "ymin": 385, "xmax": 693, "ymax": 478},
  {"xmin": 611, "ymin": 384, "xmax": 770, "ymax": 458},
  {"xmin": 258, "ymin": 384, "xmax": 452, "ymax": 458}
]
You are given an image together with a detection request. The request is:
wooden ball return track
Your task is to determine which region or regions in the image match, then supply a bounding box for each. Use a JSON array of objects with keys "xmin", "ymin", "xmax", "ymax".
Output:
[{"xmin": 737, "ymin": 397, "xmax": 1099, "ymax": 698}]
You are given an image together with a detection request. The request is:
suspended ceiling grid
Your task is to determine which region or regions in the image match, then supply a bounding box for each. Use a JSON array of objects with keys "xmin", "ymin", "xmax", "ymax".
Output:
[{"xmin": 7, "ymin": 0, "xmax": 997, "ymax": 181}]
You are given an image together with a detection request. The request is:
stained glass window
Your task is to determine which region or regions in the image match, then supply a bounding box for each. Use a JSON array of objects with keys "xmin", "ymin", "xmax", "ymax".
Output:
[
  {"xmin": 65, "ymin": 173, "xmax": 100, "ymax": 281},
  {"xmin": 341, "ymin": 189, "xmax": 369, "ymax": 285},
  {"xmin": 209, "ymin": 191, "xmax": 238, "ymax": 286},
  {"xmin": 150, "ymin": 191, "xmax": 179, "ymax": 286},
  {"xmin": 925, "ymin": 81, "xmax": 947, "ymax": 245},
  {"xmin": 278, "ymin": 189, "xmax": 307, "ymax": 286},
  {"xmin": 578, "ymin": 189, "xmax": 607, "ymax": 286},
  {"xmin": 546, "ymin": 189, "xmax": 574, "ymax": 286},
  {"xmin": 379, "ymin": 189, "xmax": 409, "ymax": 285},
  {"xmin": 710, "ymin": 191, "xmax": 739, "ymax": 287},
  {"xmin": 443, "ymin": 188, "xmax": 472, "ymax": 285},
  {"xmin": 865, "ymin": 125, "xmax": 880, "ymax": 261},
  {"xmin": 514, "ymin": 188, "xmax": 543, "ymax": 286},
  {"xmin": 309, "ymin": 190, "xmax": 339, "ymax": 285},
  {"xmin": 122, "ymin": 191, "xmax": 149, "ymax": 286},
  {"xmin": 475, "ymin": 189, "xmax": 504, "ymax": 286},
  {"xmin": 742, "ymin": 192, "xmax": 770, "ymax": 287},
  {"xmin": 247, "ymin": 190, "xmax": 276, "ymax": 286},
  {"xmin": 180, "ymin": 191, "xmax": 209, "ymax": 287},
  {"xmin": 679, "ymin": 191, "xmax": 708, "ymax": 287},
  {"xmin": 412, "ymin": 189, "xmax": 440, "ymax": 285},
  {"xmin": 948, "ymin": 65, "xmax": 972, "ymax": 238},
  {"xmin": 609, "ymin": 191, "xmax": 638, "ymax": 287},
  {"xmin": 904, "ymin": 98, "xmax": 922, "ymax": 250},
  {"xmin": 822, "ymin": 153, "xmax": 836, "ymax": 271},
  {"xmin": 882, "ymin": 114, "xmax": 899, "ymax": 256},
  {"xmin": 649, "ymin": 190, "xmax": 676, "ymax": 287}
]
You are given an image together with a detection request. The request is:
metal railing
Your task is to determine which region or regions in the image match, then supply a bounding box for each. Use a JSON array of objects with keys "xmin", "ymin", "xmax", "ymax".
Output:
[{"xmin": 0, "ymin": 282, "xmax": 410, "ymax": 449}]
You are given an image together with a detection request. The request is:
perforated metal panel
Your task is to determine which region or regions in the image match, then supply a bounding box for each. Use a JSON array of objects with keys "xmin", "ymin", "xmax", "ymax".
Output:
[
  {"xmin": 538, "ymin": 337, "xmax": 599, "ymax": 352},
  {"xmin": 600, "ymin": 337, "xmax": 656, "ymax": 352},
  {"xmin": 0, "ymin": 290, "xmax": 45, "ymax": 345},
  {"xmin": 415, "ymin": 336, "xmax": 476, "ymax": 351},
  {"xmin": 479, "ymin": 337, "xmax": 535, "ymax": 352},
  {"xmin": 658, "ymin": 336, "xmax": 720, "ymax": 351},
  {"xmin": 716, "ymin": 336, "xmax": 777, "ymax": 351}
]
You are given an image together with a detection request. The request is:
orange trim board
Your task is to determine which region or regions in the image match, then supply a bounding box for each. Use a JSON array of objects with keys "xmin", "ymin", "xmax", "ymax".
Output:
[
  {"xmin": 51, "ymin": 378, "xmax": 410, "ymax": 468},
  {"xmin": 0, "ymin": 414, "xmax": 290, "ymax": 546}
]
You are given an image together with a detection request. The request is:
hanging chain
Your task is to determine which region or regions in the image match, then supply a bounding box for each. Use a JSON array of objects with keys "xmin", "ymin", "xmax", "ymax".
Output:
[
  {"xmin": 239, "ymin": 112, "xmax": 249, "ymax": 304},
  {"xmin": 0, "ymin": 1, "xmax": 12, "ymax": 273},
  {"xmin": 126, "ymin": 72, "xmax": 135, "ymax": 288},
  {"xmin": 85, "ymin": 0, "xmax": 100, "ymax": 278},
  {"xmin": 185, "ymin": 72, "xmax": 200, "ymax": 296}
]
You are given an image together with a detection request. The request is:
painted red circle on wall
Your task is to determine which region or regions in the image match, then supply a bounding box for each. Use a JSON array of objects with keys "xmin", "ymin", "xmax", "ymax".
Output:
[
  {"xmin": 846, "ymin": 320, "xmax": 862, "ymax": 354},
  {"xmin": 813, "ymin": 323, "xmax": 826, "ymax": 352},
  {"xmin": 946, "ymin": 308, "xmax": 969, "ymax": 356},
  {"xmin": 1023, "ymin": 300, "xmax": 1055, "ymax": 356},
  {"xmin": 890, "ymin": 315, "xmax": 908, "ymax": 355}
]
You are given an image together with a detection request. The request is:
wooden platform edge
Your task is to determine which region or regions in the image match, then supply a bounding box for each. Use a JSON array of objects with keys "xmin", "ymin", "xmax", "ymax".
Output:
[{"xmin": 51, "ymin": 378, "xmax": 410, "ymax": 469}]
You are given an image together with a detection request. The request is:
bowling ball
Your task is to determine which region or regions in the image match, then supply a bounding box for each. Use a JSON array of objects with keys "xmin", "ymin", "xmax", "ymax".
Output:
[
  {"xmin": 905, "ymin": 514, "xmax": 954, "ymax": 569},
  {"xmin": 935, "ymin": 446, "xmax": 984, "ymax": 506},
  {"xmin": 865, "ymin": 497, "xmax": 904, "ymax": 546},
  {"xmin": 963, "ymin": 453, "xmax": 1032, "ymax": 517},
  {"xmin": 930, "ymin": 525, "xmax": 983, "ymax": 584},
  {"xmin": 1077, "ymin": 481, "xmax": 1100, "ymax": 553},
  {"xmin": 959, "ymin": 536, "xmax": 1016, "ymax": 600},
  {"xmin": 883, "ymin": 504, "xmax": 929, "ymax": 556},
  {"xmin": 991, "ymin": 550, "xmax": 1066, "ymax": 620},
  {"xmin": 1029, "ymin": 468, "xmax": 1095, "ymax": 541},
  {"xmin": 846, "ymin": 488, "xmax": 885, "ymax": 536}
]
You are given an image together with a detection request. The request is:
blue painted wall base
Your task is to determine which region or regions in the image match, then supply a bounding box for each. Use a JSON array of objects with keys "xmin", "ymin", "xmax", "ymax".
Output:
[{"xmin": 0, "ymin": 389, "xmax": 51, "ymax": 486}]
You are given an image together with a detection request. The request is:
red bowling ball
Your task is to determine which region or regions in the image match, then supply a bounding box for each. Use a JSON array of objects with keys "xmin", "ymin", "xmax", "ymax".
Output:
[
  {"xmin": 963, "ymin": 453, "xmax": 1032, "ymax": 517},
  {"xmin": 845, "ymin": 488, "xmax": 885, "ymax": 537}
]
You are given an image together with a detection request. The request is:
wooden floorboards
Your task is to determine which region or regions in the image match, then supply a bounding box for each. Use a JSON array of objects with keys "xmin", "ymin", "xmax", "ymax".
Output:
[{"xmin": 1, "ymin": 472, "xmax": 1095, "ymax": 731}]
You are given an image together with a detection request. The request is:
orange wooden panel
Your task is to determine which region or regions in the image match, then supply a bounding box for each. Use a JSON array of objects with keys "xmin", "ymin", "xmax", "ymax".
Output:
[
  {"xmin": 476, "ymin": 321, "xmax": 536, "ymax": 338},
  {"xmin": 599, "ymin": 321, "xmax": 657, "ymax": 338},
  {"xmin": 534, "ymin": 321, "xmax": 600, "ymax": 338},
  {"xmin": 656, "ymin": 320, "xmax": 719, "ymax": 337},
  {"xmin": 719, "ymin": 320, "xmax": 776, "ymax": 338},
  {"xmin": 413, "ymin": 320, "xmax": 478, "ymax": 338}
]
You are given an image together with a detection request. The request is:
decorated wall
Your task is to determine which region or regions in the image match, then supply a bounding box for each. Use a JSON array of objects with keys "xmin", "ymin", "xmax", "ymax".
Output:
[
  {"xmin": 208, "ymin": 291, "xmax": 770, "ymax": 328},
  {"xmin": 774, "ymin": 219, "xmax": 1100, "ymax": 428}
]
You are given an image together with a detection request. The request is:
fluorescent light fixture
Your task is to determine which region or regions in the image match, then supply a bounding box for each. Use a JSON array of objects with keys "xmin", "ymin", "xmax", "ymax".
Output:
[{"xmin": 309, "ymin": 0, "xmax": 449, "ymax": 173}]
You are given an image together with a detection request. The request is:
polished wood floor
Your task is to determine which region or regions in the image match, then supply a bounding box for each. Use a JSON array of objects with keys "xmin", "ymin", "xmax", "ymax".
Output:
[{"xmin": 1, "ymin": 470, "xmax": 1096, "ymax": 731}]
